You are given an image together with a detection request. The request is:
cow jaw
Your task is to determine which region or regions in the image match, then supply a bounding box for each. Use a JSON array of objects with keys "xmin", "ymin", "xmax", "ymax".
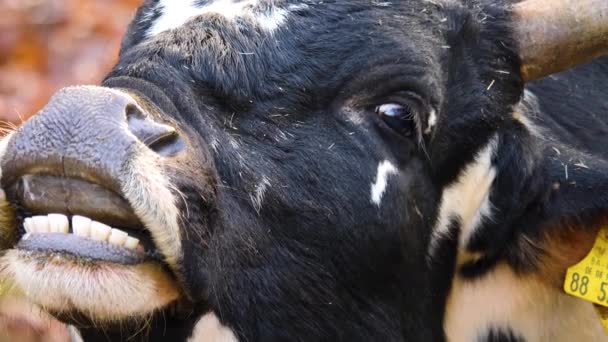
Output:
[
  {"xmin": 0, "ymin": 121, "xmax": 186, "ymax": 324},
  {"xmin": 0, "ymin": 249, "xmax": 179, "ymax": 323},
  {"xmin": 0, "ymin": 209, "xmax": 182, "ymax": 323}
]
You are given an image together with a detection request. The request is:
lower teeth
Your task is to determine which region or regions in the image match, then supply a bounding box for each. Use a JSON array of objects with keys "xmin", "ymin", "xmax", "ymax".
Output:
[{"xmin": 23, "ymin": 214, "xmax": 140, "ymax": 250}]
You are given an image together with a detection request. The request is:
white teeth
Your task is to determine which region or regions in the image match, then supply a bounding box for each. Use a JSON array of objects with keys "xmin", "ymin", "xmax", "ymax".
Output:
[
  {"xmin": 90, "ymin": 221, "xmax": 111, "ymax": 242},
  {"xmin": 108, "ymin": 228, "xmax": 128, "ymax": 246},
  {"xmin": 72, "ymin": 215, "xmax": 92, "ymax": 237},
  {"xmin": 124, "ymin": 237, "xmax": 140, "ymax": 250},
  {"xmin": 31, "ymin": 216, "xmax": 50, "ymax": 233},
  {"xmin": 22, "ymin": 215, "xmax": 145, "ymax": 253},
  {"xmin": 48, "ymin": 214, "xmax": 69, "ymax": 233},
  {"xmin": 23, "ymin": 218, "xmax": 34, "ymax": 233}
]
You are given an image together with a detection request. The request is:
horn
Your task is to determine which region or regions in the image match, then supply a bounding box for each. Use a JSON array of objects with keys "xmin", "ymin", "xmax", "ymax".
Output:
[{"xmin": 513, "ymin": 0, "xmax": 608, "ymax": 81}]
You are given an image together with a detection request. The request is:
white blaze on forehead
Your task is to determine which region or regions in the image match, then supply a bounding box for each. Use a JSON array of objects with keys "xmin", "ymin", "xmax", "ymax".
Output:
[
  {"xmin": 371, "ymin": 160, "xmax": 398, "ymax": 207},
  {"xmin": 147, "ymin": 0, "xmax": 289, "ymax": 37},
  {"xmin": 256, "ymin": 7, "xmax": 288, "ymax": 32},
  {"xmin": 189, "ymin": 313, "xmax": 239, "ymax": 342},
  {"xmin": 429, "ymin": 136, "xmax": 498, "ymax": 259}
]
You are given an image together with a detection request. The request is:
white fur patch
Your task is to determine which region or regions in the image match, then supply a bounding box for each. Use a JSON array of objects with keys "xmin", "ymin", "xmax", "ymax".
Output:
[
  {"xmin": 254, "ymin": 7, "xmax": 288, "ymax": 32},
  {"xmin": 513, "ymin": 89, "xmax": 542, "ymax": 138},
  {"xmin": 122, "ymin": 151, "xmax": 183, "ymax": 267},
  {"xmin": 0, "ymin": 250, "xmax": 180, "ymax": 323},
  {"xmin": 370, "ymin": 160, "xmax": 398, "ymax": 206},
  {"xmin": 147, "ymin": 0, "xmax": 289, "ymax": 37},
  {"xmin": 429, "ymin": 137, "xmax": 497, "ymax": 259},
  {"xmin": 445, "ymin": 264, "xmax": 607, "ymax": 341},
  {"xmin": 189, "ymin": 313, "xmax": 239, "ymax": 342},
  {"xmin": 425, "ymin": 109, "xmax": 437, "ymax": 134}
]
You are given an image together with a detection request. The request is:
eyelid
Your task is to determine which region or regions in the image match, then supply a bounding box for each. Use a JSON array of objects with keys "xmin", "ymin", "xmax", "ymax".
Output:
[{"xmin": 386, "ymin": 91, "xmax": 424, "ymax": 108}]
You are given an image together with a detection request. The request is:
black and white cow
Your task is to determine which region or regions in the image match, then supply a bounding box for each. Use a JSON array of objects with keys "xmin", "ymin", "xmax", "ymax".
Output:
[{"xmin": 0, "ymin": 0, "xmax": 607, "ymax": 341}]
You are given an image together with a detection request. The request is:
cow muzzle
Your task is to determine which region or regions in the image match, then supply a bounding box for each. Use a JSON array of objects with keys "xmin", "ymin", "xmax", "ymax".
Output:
[{"xmin": 0, "ymin": 86, "xmax": 186, "ymax": 324}]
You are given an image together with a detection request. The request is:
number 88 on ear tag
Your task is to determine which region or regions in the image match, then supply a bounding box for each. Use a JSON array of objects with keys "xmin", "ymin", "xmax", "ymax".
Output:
[{"xmin": 564, "ymin": 227, "xmax": 608, "ymax": 334}]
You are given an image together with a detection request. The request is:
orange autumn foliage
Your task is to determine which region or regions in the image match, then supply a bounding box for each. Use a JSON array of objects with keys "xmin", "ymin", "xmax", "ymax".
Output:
[{"xmin": 0, "ymin": 0, "xmax": 141, "ymax": 124}]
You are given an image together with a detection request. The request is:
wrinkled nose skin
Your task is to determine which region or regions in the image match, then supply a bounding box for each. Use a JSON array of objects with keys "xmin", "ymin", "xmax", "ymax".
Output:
[{"xmin": 1, "ymin": 86, "xmax": 177, "ymax": 192}]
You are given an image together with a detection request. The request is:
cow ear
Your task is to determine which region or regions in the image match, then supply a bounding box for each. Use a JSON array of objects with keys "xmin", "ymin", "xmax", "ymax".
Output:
[
  {"xmin": 507, "ymin": 141, "xmax": 608, "ymax": 286},
  {"xmin": 461, "ymin": 118, "xmax": 608, "ymax": 287}
]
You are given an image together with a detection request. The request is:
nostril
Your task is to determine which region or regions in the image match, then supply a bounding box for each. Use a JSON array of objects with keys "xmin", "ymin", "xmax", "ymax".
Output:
[
  {"xmin": 126, "ymin": 108, "xmax": 185, "ymax": 157},
  {"xmin": 125, "ymin": 103, "xmax": 143, "ymax": 118},
  {"xmin": 147, "ymin": 130, "xmax": 185, "ymax": 156}
]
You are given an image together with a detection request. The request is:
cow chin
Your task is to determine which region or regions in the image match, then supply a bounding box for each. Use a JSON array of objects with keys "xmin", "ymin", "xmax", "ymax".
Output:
[{"xmin": 0, "ymin": 250, "xmax": 180, "ymax": 323}]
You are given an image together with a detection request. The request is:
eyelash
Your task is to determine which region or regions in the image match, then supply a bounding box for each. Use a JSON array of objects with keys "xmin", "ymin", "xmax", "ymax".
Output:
[{"xmin": 374, "ymin": 101, "xmax": 417, "ymax": 137}]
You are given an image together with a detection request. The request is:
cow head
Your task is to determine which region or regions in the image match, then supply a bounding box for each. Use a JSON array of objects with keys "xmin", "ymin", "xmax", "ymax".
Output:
[{"xmin": 0, "ymin": 0, "xmax": 606, "ymax": 341}]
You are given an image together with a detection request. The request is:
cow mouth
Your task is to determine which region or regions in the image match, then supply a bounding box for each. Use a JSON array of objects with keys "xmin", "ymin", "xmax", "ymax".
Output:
[
  {"xmin": 9, "ymin": 175, "xmax": 162, "ymax": 265},
  {"xmin": 16, "ymin": 216, "xmax": 159, "ymax": 265},
  {"xmin": 0, "ymin": 174, "xmax": 182, "ymax": 323}
]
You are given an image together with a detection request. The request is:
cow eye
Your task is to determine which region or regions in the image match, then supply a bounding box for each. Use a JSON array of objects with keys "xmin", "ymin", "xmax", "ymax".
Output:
[{"xmin": 375, "ymin": 103, "xmax": 416, "ymax": 137}]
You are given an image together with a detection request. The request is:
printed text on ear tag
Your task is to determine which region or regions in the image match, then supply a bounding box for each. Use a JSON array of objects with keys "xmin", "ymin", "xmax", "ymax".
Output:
[{"xmin": 564, "ymin": 227, "xmax": 608, "ymax": 334}]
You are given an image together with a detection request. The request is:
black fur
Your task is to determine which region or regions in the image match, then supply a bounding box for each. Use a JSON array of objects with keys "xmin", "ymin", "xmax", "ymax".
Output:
[
  {"xmin": 463, "ymin": 57, "xmax": 608, "ymax": 275},
  {"xmin": 17, "ymin": 0, "xmax": 608, "ymax": 340},
  {"xmin": 104, "ymin": 1, "xmax": 468, "ymax": 340},
  {"xmin": 98, "ymin": 0, "xmax": 526, "ymax": 340}
]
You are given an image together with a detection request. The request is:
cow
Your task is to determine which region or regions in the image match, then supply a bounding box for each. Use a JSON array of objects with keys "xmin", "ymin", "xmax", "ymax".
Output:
[{"xmin": 0, "ymin": 0, "xmax": 607, "ymax": 341}]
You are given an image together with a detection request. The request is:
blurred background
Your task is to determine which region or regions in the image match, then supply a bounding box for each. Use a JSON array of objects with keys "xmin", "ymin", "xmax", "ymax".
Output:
[
  {"xmin": 0, "ymin": 0, "xmax": 141, "ymax": 124},
  {"xmin": 0, "ymin": 0, "xmax": 141, "ymax": 340}
]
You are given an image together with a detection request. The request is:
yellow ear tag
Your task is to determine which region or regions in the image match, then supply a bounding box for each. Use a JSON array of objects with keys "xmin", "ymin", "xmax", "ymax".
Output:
[{"xmin": 564, "ymin": 227, "xmax": 608, "ymax": 334}]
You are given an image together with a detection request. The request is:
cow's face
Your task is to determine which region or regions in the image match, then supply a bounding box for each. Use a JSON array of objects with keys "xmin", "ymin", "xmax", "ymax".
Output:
[
  {"xmin": 2, "ymin": 3, "xmax": 470, "ymax": 337},
  {"xmin": 0, "ymin": 0, "xmax": 604, "ymax": 340}
]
